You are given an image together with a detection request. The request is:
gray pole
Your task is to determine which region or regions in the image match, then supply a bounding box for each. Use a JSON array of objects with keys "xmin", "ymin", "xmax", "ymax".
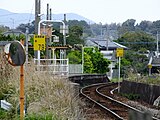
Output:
[
  {"xmin": 63, "ymin": 14, "xmax": 67, "ymax": 45},
  {"xmin": 46, "ymin": 3, "xmax": 49, "ymax": 59},
  {"xmin": 82, "ymin": 46, "xmax": 84, "ymax": 73},
  {"xmin": 46, "ymin": 4, "xmax": 49, "ymax": 20},
  {"xmin": 49, "ymin": 8, "xmax": 52, "ymax": 20},
  {"xmin": 38, "ymin": 0, "xmax": 41, "ymax": 19},
  {"xmin": 35, "ymin": 0, "xmax": 41, "ymax": 59},
  {"xmin": 63, "ymin": 14, "xmax": 67, "ymax": 59},
  {"xmin": 25, "ymin": 27, "xmax": 29, "ymax": 64},
  {"xmin": 118, "ymin": 57, "xmax": 121, "ymax": 93},
  {"xmin": 35, "ymin": 0, "xmax": 40, "ymax": 34},
  {"xmin": 35, "ymin": 0, "xmax": 38, "ymax": 34},
  {"xmin": 48, "ymin": 8, "xmax": 52, "ymax": 59},
  {"xmin": 106, "ymin": 28, "xmax": 108, "ymax": 51},
  {"xmin": 157, "ymin": 31, "xmax": 159, "ymax": 58}
]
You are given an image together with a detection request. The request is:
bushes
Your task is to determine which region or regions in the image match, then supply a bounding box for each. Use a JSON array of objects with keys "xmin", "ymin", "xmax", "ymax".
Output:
[{"xmin": 0, "ymin": 53, "xmax": 83, "ymax": 119}]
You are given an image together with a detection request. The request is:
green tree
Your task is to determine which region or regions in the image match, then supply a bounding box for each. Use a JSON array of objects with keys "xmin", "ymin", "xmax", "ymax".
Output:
[
  {"xmin": 16, "ymin": 21, "xmax": 35, "ymax": 34},
  {"xmin": 84, "ymin": 48, "xmax": 110, "ymax": 73},
  {"xmin": 84, "ymin": 52, "xmax": 94, "ymax": 73},
  {"xmin": 69, "ymin": 25, "xmax": 83, "ymax": 37},
  {"xmin": 118, "ymin": 19, "xmax": 136, "ymax": 36},
  {"xmin": 0, "ymin": 25, "xmax": 9, "ymax": 34},
  {"xmin": 136, "ymin": 20, "xmax": 152, "ymax": 32},
  {"xmin": 121, "ymin": 50, "xmax": 149, "ymax": 75},
  {"xmin": 67, "ymin": 47, "xmax": 110, "ymax": 74},
  {"xmin": 149, "ymin": 20, "xmax": 160, "ymax": 35},
  {"xmin": 67, "ymin": 25, "xmax": 84, "ymax": 46},
  {"xmin": 115, "ymin": 31, "xmax": 156, "ymax": 51},
  {"xmin": 67, "ymin": 50, "xmax": 81, "ymax": 64}
]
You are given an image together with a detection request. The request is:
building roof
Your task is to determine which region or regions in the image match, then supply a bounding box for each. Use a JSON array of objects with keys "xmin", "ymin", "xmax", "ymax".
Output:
[
  {"xmin": 3, "ymin": 29, "xmax": 24, "ymax": 36},
  {"xmin": 86, "ymin": 37, "xmax": 128, "ymax": 50}
]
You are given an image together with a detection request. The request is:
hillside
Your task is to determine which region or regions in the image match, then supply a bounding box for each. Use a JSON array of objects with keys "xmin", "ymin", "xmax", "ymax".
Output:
[{"xmin": 0, "ymin": 8, "xmax": 95, "ymax": 28}]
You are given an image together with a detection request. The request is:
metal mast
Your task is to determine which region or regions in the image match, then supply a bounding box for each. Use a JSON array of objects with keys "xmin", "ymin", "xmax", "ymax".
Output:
[{"xmin": 157, "ymin": 31, "xmax": 159, "ymax": 58}]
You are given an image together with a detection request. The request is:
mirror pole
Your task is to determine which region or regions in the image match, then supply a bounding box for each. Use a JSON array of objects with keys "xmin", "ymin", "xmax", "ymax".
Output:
[
  {"xmin": 20, "ymin": 39, "xmax": 25, "ymax": 120},
  {"xmin": 20, "ymin": 65, "xmax": 24, "ymax": 120}
]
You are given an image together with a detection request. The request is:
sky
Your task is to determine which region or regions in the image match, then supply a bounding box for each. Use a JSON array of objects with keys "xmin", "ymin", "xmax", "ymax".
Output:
[{"xmin": 0, "ymin": 0, "xmax": 160, "ymax": 24}]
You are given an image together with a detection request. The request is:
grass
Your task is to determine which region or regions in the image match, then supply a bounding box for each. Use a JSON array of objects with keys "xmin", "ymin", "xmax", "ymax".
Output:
[
  {"xmin": 110, "ymin": 78, "xmax": 123, "ymax": 83},
  {"xmin": 0, "ymin": 108, "xmax": 8, "ymax": 119},
  {"xmin": 125, "ymin": 71, "xmax": 160, "ymax": 85},
  {"xmin": 0, "ymin": 53, "xmax": 84, "ymax": 120},
  {"xmin": 120, "ymin": 93, "xmax": 140, "ymax": 100}
]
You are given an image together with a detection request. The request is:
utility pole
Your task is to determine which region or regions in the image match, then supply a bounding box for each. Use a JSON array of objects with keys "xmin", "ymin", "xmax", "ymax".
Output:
[
  {"xmin": 46, "ymin": 3, "xmax": 49, "ymax": 59},
  {"xmin": 46, "ymin": 3, "xmax": 49, "ymax": 20},
  {"xmin": 49, "ymin": 8, "xmax": 52, "ymax": 59},
  {"xmin": 35, "ymin": 0, "xmax": 41, "ymax": 34},
  {"xmin": 49, "ymin": 8, "xmax": 52, "ymax": 20},
  {"xmin": 63, "ymin": 14, "xmax": 67, "ymax": 45},
  {"xmin": 35, "ymin": 0, "xmax": 41, "ymax": 59},
  {"xmin": 63, "ymin": 14, "xmax": 67, "ymax": 59},
  {"xmin": 157, "ymin": 31, "xmax": 159, "ymax": 58},
  {"xmin": 105, "ymin": 28, "xmax": 108, "ymax": 51}
]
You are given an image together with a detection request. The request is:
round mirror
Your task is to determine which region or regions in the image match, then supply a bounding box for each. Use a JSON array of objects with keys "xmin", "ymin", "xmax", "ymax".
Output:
[{"xmin": 4, "ymin": 41, "xmax": 26, "ymax": 66}]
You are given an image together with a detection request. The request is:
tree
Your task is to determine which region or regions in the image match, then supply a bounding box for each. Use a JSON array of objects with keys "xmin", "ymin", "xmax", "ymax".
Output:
[
  {"xmin": 67, "ymin": 50, "xmax": 81, "ymax": 64},
  {"xmin": 84, "ymin": 52, "xmax": 94, "ymax": 73},
  {"xmin": 67, "ymin": 25, "xmax": 84, "ymax": 46},
  {"xmin": 115, "ymin": 31, "xmax": 156, "ymax": 51},
  {"xmin": 136, "ymin": 20, "xmax": 152, "ymax": 32},
  {"xmin": 84, "ymin": 48, "xmax": 110, "ymax": 73},
  {"xmin": 122, "ymin": 50, "xmax": 148, "ymax": 75},
  {"xmin": 118, "ymin": 19, "xmax": 136, "ymax": 36},
  {"xmin": 0, "ymin": 25, "xmax": 9, "ymax": 33},
  {"xmin": 67, "ymin": 47, "xmax": 110, "ymax": 74},
  {"xmin": 149, "ymin": 20, "xmax": 160, "ymax": 35},
  {"xmin": 16, "ymin": 21, "xmax": 35, "ymax": 34},
  {"xmin": 69, "ymin": 25, "xmax": 83, "ymax": 37}
]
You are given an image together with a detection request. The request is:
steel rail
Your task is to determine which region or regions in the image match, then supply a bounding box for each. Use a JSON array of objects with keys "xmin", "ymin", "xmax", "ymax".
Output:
[
  {"xmin": 80, "ymin": 83, "xmax": 124, "ymax": 120},
  {"xmin": 96, "ymin": 84, "xmax": 159, "ymax": 120},
  {"xmin": 80, "ymin": 82, "xmax": 159, "ymax": 120}
]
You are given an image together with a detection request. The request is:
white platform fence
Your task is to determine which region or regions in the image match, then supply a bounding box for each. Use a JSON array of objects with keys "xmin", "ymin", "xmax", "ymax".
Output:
[{"xmin": 34, "ymin": 58, "xmax": 69, "ymax": 76}]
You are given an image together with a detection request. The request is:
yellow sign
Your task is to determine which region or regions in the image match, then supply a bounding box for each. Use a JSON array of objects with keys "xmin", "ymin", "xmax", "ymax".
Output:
[
  {"xmin": 34, "ymin": 35, "xmax": 46, "ymax": 50},
  {"xmin": 148, "ymin": 64, "xmax": 152, "ymax": 69},
  {"xmin": 116, "ymin": 48, "xmax": 124, "ymax": 57}
]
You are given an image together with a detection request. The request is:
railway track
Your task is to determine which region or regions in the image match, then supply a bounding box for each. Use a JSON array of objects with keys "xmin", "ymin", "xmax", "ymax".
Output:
[{"xmin": 80, "ymin": 82, "xmax": 159, "ymax": 120}]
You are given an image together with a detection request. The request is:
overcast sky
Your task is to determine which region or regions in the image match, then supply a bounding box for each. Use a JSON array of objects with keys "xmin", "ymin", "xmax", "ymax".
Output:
[{"xmin": 0, "ymin": 0, "xmax": 159, "ymax": 24}]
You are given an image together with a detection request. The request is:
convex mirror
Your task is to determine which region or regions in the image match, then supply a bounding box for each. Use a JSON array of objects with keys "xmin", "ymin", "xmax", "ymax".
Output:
[{"xmin": 4, "ymin": 41, "xmax": 26, "ymax": 66}]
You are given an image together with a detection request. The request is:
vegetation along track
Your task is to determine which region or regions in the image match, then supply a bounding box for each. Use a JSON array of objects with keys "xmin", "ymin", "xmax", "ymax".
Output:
[{"xmin": 80, "ymin": 82, "xmax": 159, "ymax": 120}]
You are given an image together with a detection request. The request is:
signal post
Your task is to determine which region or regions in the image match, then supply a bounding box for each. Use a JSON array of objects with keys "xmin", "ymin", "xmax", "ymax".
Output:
[{"xmin": 116, "ymin": 48, "xmax": 124, "ymax": 93}]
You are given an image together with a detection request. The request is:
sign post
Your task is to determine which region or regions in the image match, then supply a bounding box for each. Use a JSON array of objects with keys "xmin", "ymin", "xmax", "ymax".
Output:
[
  {"xmin": 148, "ymin": 64, "xmax": 152, "ymax": 76},
  {"xmin": 4, "ymin": 41, "xmax": 26, "ymax": 120},
  {"xmin": 116, "ymin": 48, "xmax": 124, "ymax": 93},
  {"xmin": 20, "ymin": 65, "xmax": 24, "ymax": 120}
]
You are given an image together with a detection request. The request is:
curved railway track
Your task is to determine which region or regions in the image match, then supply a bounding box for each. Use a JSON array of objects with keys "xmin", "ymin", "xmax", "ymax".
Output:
[{"xmin": 80, "ymin": 82, "xmax": 159, "ymax": 120}]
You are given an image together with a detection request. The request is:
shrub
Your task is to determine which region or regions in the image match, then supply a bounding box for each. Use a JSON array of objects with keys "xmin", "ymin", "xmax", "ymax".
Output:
[{"xmin": 0, "ymin": 53, "xmax": 84, "ymax": 119}]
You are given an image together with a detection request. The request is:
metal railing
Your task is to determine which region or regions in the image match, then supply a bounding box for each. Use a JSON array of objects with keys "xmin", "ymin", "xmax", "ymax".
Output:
[{"xmin": 34, "ymin": 58, "xmax": 69, "ymax": 76}]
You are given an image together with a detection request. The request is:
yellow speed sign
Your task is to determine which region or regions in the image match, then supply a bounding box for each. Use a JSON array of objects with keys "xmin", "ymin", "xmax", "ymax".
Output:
[
  {"xmin": 116, "ymin": 48, "xmax": 124, "ymax": 57},
  {"xmin": 34, "ymin": 35, "xmax": 46, "ymax": 50}
]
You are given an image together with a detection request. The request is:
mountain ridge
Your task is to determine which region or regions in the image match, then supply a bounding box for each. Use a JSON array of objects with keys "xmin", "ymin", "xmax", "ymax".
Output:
[{"xmin": 0, "ymin": 8, "xmax": 95, "ymax": 28}]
